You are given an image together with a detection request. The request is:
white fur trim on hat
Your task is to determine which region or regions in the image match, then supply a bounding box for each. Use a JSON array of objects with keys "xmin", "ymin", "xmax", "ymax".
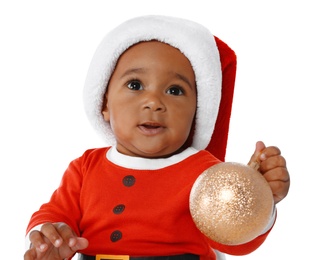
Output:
[{"xmin": 83, "ymin": 15, "xmax": 222, "ymax": 150}]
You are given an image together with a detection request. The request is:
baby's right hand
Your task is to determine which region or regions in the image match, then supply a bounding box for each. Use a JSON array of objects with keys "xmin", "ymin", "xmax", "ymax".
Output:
[{"xmin": 24, "ymin": 222, "xmax": 88, "ymax": 260}]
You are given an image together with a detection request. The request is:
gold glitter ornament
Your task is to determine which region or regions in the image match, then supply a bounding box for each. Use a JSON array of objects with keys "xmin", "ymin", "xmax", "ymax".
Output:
[{"xmin": 189, "ymin": 162, "xmax": 274, "ymax": 245}]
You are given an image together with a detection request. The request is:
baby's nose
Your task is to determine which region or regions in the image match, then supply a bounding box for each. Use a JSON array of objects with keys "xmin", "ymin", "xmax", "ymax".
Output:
[{"xmin": 143, "ymin": 93, "xmax": 166, "ymax": 112}]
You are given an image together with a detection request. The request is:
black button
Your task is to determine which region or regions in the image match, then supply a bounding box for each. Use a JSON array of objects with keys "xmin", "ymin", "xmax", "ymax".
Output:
[
  {"xmin": 113, "ymin": 204, "xmax": 125, "ymax": 214},
  {"xmin": 110, "ymin": 230, "xmax": 122, "ymax": 242},
  {"xmin": 122, "ymin": 175, "xmax": 136, "ymax": 187}
]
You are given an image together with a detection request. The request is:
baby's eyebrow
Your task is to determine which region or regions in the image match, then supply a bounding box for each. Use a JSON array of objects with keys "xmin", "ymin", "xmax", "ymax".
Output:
[
  {"xmin": 175, "ymin": 72, "xmax": 195, "ymax": 90},
  {"xmin": 120, "ymin": 68, "xmax": 146, "ymax": 79}
]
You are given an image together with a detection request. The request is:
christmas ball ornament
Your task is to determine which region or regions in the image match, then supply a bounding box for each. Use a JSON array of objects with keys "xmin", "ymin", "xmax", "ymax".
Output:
[{"xmin": 189, "ymin": 162, "xmax": 274, "ymax": 245}]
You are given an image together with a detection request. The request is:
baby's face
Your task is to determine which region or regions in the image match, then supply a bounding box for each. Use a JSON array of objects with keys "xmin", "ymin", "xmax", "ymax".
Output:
[{"xmin": 102, "ymin": 41, "xmax": 196, "ymax": 158}]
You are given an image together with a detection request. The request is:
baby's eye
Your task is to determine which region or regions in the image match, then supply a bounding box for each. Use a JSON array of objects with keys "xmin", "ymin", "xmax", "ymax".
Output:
[
  {"xmin": 127, "ymin": 80, "xmax": 143, "ymax": 91},
  {"xmin": 167, "ymin": 86, "xmax": 184, "ymax": 96}
]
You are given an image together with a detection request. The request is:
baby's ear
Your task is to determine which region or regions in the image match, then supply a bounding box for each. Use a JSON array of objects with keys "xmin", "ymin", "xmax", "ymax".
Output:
[{"xmin": 102, "ymin": 95, "xmax": 110, "ymax": 122}]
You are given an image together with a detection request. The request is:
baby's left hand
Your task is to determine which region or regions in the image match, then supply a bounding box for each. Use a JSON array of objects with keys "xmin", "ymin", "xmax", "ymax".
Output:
[{"xmin": 248, "ymin": 141, "xmax": 290, "ymax": 204}]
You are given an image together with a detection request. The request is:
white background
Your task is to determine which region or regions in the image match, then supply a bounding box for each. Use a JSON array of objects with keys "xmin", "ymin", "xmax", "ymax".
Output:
[{"xmin": 0, "ymin": 1, "xmax": 307, "ymax": 259}]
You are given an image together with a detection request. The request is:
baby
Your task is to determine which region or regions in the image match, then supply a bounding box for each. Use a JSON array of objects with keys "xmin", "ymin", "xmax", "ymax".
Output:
[{"xmin": 24, "ymin": 15, "xmax": 290, "ymax": 260}]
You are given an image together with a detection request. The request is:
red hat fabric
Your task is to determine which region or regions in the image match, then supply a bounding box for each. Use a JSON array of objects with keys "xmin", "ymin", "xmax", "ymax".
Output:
[{"xmin": 207, "ymin": 37, "xmax": 237, "ymax": 161}]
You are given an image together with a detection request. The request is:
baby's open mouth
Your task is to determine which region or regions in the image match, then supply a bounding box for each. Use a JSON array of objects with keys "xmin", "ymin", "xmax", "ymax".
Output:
[
  {"xmin": 142, "ymin": 124, "xmax": 161, "ymax": 129},
  {"xmin": 138, "ymin": 122, "xmax": 165, "ymax": 135}
]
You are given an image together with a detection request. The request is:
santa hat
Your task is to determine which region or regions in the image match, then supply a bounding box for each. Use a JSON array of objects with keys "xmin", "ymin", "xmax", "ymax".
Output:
[{"xmin": 83, "ymin": 15, "xmax": 236, "ymax": 161}]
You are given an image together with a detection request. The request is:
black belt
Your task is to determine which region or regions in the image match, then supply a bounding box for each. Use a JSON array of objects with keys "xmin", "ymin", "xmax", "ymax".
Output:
[{"xmin": 79, "ymin": 254, "xmax": 199, "ymax": 260}]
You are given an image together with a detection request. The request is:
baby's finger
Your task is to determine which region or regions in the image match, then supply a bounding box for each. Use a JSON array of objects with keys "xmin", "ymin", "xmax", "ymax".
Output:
[
  {"xmin": 40, "ymin": 222, "xmax": 63, "ymax": 248},
  {"xmin": 54, "ymin": 222, "xmax": 79, "ymax": 247},
  {"xmin": 248, "ymin": 141, "xmax": 266, "ymax": 170},
  {"xmin": 28, "ymin": 230, "xmax": 49, "ymax": 253},
  {"xmin": 261, "ymin": 166, "xmax": 290, "ymax": 184},
  {"xmin": 260, "ymin": 146, "xmax": 281, "ymax": 159},
  {"xmin": 259, "ymin": 155, "xmax": 287, "ymax": 174}
]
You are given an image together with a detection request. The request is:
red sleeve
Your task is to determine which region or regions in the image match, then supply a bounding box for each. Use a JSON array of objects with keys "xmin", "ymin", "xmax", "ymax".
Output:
[{"xmin": 26, "ymin": 155, "xmax": 84, "ymax": 236}]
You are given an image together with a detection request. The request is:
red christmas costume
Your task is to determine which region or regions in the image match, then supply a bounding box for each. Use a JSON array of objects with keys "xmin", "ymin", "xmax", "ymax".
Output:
[{"xmin": 26, "ymin": 148, "xmax": 273, "ymax": 260}]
